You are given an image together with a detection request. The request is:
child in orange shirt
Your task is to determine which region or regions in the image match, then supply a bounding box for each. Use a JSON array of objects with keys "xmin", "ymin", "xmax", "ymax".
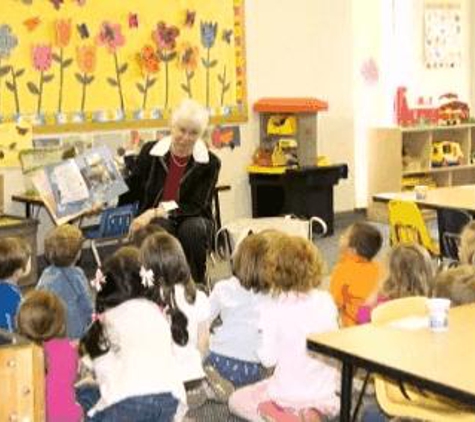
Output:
[{"xmin": 330, "ymin": 222, "xmax": 383, "ymax": 326}]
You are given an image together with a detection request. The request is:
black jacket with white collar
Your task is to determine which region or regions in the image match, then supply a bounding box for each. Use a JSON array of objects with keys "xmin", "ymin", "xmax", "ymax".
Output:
[{"xmin": 119, "ymin": 136, "xmax": 221, "ymax": 221}]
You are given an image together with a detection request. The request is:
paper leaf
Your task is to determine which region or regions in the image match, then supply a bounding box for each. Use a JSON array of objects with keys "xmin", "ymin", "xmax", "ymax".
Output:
[
  {"xmin": 15, "ymin": 69, "xmax": 25, "ymax": 78},
  {"xmin": 74, "ymin": 72, "xmax": 85, "ymax": 84},
  {"xmin": 136, "ymin": 82, "xmax": 145, "ymax": 94},
  {"xmin": 0, "ymin": 66, "xmax": 11, "ymax": 77},
  {"xmin": 52, "ymin": 53, "xmax": 61, "ymax": 63},
  {"xmin": 85, "ymin": 75, "xmax": 95, "ymax": 84},
  {"xmin": 217, "ymin": 74, "xmax": 223, "ymax": 84},
  {"xmin": 107, "ymin": 77, "xmax": 118, "ymax": 87},
  {"xmin": 43, "ymin": 74, "xmax": 54, "ymax": 83},
  {"xmin": 27, "ymin": 82, "xmax": 39, "ymax": 95},
  {"xmin": 180, "ymin": 83, "xmax": 190, "ymax": 93},
  {"xmin": 224, "ymin": 83, "xmax": 230, "ymax": 92},
  {"xmin": 209, "ymin": 59, "xmax": 218, "ymax": 68},
  {"xmin": 63, "ymin": 58, "xmax": 73, "ymax": 68},
  {"xmin": 118, "ymin": 63, "xmax": 128, "ymax": 74},
  {"xmin": 147, "ymin": 77, "xmax": 156, "ymax": 88},
  {"xmin": 5, "ymin": 81, "xmax": 14, "ymax": 92}
]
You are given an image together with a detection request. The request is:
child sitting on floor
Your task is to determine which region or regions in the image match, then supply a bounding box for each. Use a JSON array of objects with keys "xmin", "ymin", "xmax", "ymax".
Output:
[
  {"xmin": 205, "ymin": 231, "xmax": 281, "ymax": 401},
  {"xmin": 140, "ymin": 231, "xmax": 210, "ymax": 409},
  {"xmin": 80, "ymin": 246, "xmax": 186, "ymax": 421},
  {"xmin": 229, "ymin": 234, "xmax": 340, "ymax": 422},
  {"xmin": 330, "ymin": 222, "xmax": 383, "ymax": 326},
  {"xmin": 357, "ymin": 243, "xmax": 434, "ymax": 324},
  {"xmin": 37, "ymin": 224, "xmax": 93, "ymax": 339},
  {"xmin": 17, "ymin": 290, "xmax": 83, "ymax": 422},
  {"xmin": 0, "ymin": 237, "xmax": 31, "ymax": 332}
]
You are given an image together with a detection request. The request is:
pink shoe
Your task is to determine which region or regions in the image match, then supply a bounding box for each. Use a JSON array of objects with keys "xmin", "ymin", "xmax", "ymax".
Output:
[{"xmin": 258, "ymin": 401, "xmax": 322, "ymax": 422}]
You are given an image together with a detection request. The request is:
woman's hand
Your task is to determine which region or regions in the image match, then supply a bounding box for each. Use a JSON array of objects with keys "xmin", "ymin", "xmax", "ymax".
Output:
[{"xmin": 129, "ymin": 207, "xmax": 166, "ymax": 233}]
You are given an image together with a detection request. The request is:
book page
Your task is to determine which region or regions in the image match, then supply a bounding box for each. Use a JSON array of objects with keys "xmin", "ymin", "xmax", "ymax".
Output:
[{"xmin": 52, "ymin": 161, "xmax": 89, "ymax": 204}]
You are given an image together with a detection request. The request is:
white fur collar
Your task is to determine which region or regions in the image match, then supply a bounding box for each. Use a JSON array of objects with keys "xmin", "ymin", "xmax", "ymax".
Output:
[{"xmin": 149, "ymin": 136, "xmax": 209, "ymax": 163}]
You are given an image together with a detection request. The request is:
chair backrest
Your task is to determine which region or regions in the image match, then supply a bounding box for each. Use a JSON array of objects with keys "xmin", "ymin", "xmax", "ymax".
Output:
[
  {"xmin": 388, "ymin": 200, "xmax": 438, "ymax": 255},
  {"xmin": 98, "ymin": 202, "xmax": 139, "ymax": 238},
  {"xmin": 437, "ymin": 208, "xmax": 472, "ymax": 261},
  {"xmin": 371, "ymin": 296, "xmax": 428, "ymax": 325}
]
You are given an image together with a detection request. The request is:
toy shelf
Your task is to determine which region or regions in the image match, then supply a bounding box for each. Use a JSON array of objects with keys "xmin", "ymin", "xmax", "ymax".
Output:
[{"xmin": 367, "ymin": 124, "xmax": 475, "ymax": 220}]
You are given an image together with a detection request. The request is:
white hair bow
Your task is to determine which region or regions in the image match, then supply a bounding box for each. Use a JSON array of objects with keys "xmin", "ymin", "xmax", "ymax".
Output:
[
  {"xmin": 140, "ymin": 266, "xmax": 155, "ymax": 288},
  {"xmin": 91, "ymin": 268, "xmax": 106, "ymax": 292}
]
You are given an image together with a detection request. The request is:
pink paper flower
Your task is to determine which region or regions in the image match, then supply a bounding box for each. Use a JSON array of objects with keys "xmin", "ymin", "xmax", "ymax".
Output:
[
  {"xmin": 32, "ymin": 44, "xmax": 52, "ymax": 72},
  {"xmin": 96, "ymin": 21, "xmax": 125, "ymax": 54}
]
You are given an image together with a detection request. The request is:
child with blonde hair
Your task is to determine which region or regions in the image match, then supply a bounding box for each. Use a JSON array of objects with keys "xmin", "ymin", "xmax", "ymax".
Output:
[
  {"xmin": 37, "ymin": 224, "xmax": 93, "ymax": 339},
  {"xmin": 140, "ymin": 231, "xmax": 210, "ymax": 408},
  {"xmin": 357, "ymin": 243, "xmax": 434, "ymax": 324},
  {"xmin": 17, "ymin": 290, "xmax": 83, "ymax": 422},
  {"xmin": 434, "ymin": 264, "xmax": 475, "ymax": 306},
  {"xmin": 459, "ymin": 220, "xmax": 475, "ymax": 265},
  {"xmin": 330, "ymin": 222, "xmax": 383, "ymax": 326},
  {"xmin": 0, "ymin": 237, "xmax": 31, "ymax": 331},
  {"xmin": 229, "ymin": 234, "xmax": 339, "ymax": 422}
]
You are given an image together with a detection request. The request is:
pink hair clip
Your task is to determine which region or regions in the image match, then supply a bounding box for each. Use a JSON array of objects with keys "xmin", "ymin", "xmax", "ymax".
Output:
[
  {"xmin": 91, "ymin": 268, "xmax": 107, "ymax": 292},
  {"xmin": 140, "ymin": 266, "xmax": 155, "ymax": 288}
]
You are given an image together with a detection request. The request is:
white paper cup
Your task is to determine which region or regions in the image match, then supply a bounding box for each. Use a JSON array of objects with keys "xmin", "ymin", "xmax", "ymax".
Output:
[
  {"xmin": 415, "ymin": 185, "xmax": 429, "ymax": 200},
  {"xmin": 427, "ymin": 298, "xmax": 451, "ymax": 332}
]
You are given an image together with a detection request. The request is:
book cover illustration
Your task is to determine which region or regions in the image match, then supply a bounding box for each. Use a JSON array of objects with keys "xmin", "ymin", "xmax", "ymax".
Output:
[{"xmin": 31, "ymin": 146, "xmax": 128, "ymax": 224}]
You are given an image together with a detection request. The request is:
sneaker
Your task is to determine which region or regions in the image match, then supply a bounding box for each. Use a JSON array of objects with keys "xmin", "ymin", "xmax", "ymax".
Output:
[
  {"xmin": 258, "ymin": 401, "xmax": 322, "ymax": 422},
  {"xmin": 203, "ymin": 365, "xmax": 235, "ymax": 402}
]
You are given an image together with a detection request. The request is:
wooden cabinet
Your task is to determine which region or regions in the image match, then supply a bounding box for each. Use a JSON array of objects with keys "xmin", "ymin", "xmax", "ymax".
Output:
[
  {"xmin": 0, "ymin": 332, "xmax": 45, "ymax": 422},
  {"xmin": 367, "ymin": 124, "xmax": 475, "ymax": 219}
]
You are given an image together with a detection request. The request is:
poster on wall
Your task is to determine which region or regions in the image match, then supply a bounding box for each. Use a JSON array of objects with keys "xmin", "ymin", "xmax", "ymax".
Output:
[
  {"xmin": 424, "ymin": 2, "xmax": 462, "ymax": 69},
  {"xmin": 0, "ymin": 0, "xmax": 247, "ymax": 132}
]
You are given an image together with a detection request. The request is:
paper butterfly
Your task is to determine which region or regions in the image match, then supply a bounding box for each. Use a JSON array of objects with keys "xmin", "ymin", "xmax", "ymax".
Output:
[
  {"xmin": 76, "ymin": 0, "xmax": 86, "ymax": 5},
  {"xmin": 222, "ymin": 29, "xmax": 233, "ymax": 44},
  {"xmin": 77, "ymin": 23, "xmax": 89, "ymax": 39},
  {"xmin": 49, "ymin": 0, "xmax": 64, "ymax": 10},
  {"xmin": 129, "ymin": 13, "xmax": 139, "ymax": 29},
  {"xmin": 16, "ymin": 126, "xmax": 29, "ymax": 136},
  {"xmin": 23, "ymin": 17, "xmax": 41, "ymax": 31},
  {"xmin": 184, "ymin": 10, "xmax": 196, "ymax": 28}
]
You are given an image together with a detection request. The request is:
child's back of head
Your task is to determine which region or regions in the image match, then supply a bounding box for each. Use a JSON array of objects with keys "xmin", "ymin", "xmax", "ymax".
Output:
[
  {"xmin": 17, "ymin": 290, "xmax": 66, "ymax": 343},
  {"xmin": 266, "ymin": 234, "xmax": 326, "ymax": 295},
  {"xmin": 459, "ymin": 221, "xmax": 475, "ymax": 265},
  {"xmin": 345, "ymin": 222, "xmax": 383, "ymax": 261},
  {"xmin": 44, "ymin": 224, "xmax": 83, "ymax": 267},
  {"xmin": 0, "ymin": 237, "xmax": 31, "ymax": 281},
  {"xmin": 232, "ymin": 230, "xmax": 286, "ymax": 294},
  {"xmin": 140, "ymin": 232, "xmax": 192, "ymax": 346},
  {"xmin": 128, "ymin": 223, "xmax": 165, "ymax": 248},
  {"xmin": 95, "ymin": 246, "xmax": 146, "ymax": 313},
  {"xmin": 434, "ymin": 265, "xmax": 475, "ymax": 306},
  {"xmin": 383, "ymin": 243, "xmax": 433, "ymax": 299}
]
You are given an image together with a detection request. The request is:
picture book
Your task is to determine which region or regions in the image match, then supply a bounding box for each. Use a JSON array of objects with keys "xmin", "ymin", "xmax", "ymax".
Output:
[{"xmin": 30, "ymin": 146, "xmax": 128, "ymax": 224}]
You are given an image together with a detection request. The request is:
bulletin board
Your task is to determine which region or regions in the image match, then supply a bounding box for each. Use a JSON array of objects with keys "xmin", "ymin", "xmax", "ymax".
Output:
[{"xmin": 0, "ymin": 0, "xmax": 247, "ymax": 134}]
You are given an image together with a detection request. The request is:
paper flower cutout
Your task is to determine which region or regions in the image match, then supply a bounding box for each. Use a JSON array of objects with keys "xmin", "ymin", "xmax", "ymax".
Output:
[
  {"xmin": 75, "ymin": 45, "xmax": 96, "ymax": 112},
  {"xmin": 177, "ymin": 42, "xmax": 199, "ymax": 98}
]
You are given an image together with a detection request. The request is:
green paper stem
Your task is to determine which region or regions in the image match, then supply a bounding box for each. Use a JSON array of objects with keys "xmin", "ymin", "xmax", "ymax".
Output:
[
  {"xmin": 142, "ymin": 73, "xmax": 149, "ymax": 110},
  {"xmin": 113, "ymin": 52, "xmax": 125, "ymax": 112},
  {"xmin": 206, "ymin": 48, "xmax": 210, "ymax": 107},
  {"xmin": 57, "ymin": 48, "xmax": 64, "ymax": 113},
  {"xmin": 80, "ymin": 72, "xmax": 87, "ymax": 113},
  {"xmin": 186, "ymin": 70, "xmax": 193, "ymax": 98},
  {"xmin": 10, "ymin": 67, "xmax": 20, "ymax": 114},
  {"xmin": 37, "ymin": 71, "xmax": 44, "ymax": 114},
  {"xmin": 220, "ymin": 65, "xmax": 227, "ymax": 106}
]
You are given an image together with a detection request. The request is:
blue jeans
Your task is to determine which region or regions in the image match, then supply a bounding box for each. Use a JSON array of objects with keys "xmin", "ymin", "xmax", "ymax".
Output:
[
  {"xmin": 86, "ymin": 393, "xmax": 178, "ymax": 422},
  {"xmin": 206, "ymin": 351, "xmax": 263, "ymax": 387},
  {"xmin": 76, "ymin": 384, "xmax": 101, "ymax": 413},
  {"xmin": 361, "ymin": 402, "xmax": 390, "ymax": 422}
]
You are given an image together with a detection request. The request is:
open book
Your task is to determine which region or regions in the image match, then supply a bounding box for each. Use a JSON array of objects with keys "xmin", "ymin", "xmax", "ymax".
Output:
[{"xmin": 30, "ymin": 146, "xmax": 128, "ymax": 225}]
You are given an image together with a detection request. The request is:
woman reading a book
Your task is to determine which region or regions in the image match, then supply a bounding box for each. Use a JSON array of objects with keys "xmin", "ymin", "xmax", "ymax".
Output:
[{"xmin": 120, "ymin": 99, "xmax": 221, "ymax": 285}]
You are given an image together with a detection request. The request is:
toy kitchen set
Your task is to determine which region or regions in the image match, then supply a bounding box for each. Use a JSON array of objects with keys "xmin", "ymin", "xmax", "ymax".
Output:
[{"xmin": 248, "ymin": 98, "xmax": 348, "ymax": 234}]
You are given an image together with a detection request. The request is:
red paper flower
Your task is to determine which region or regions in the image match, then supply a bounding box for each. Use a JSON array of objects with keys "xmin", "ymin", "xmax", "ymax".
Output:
[
  {"xmin": 96, "ymin": 21, "xmax": 125, "ymax": 54},
  {"xmin": 32, "ymin": 44, "xmax": 52, "ymax": 72},
  {"xmin": 152, "ymin": 22, "xmax": 179, "ymax": 51}
]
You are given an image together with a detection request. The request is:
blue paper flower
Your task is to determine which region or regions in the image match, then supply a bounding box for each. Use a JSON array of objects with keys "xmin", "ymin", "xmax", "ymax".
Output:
[
  {"xmin": 0, "ymin": 25, "xmax": 18, "ymax": 59},
  {"xmin": 200, "ymin": 21, "xmax": 218, "ymax": 49}
]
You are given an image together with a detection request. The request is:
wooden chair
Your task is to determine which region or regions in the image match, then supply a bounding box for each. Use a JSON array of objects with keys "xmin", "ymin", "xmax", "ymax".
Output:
[
  {"xmin": 371, "ymin": 297, "xmax": 475, "ymax": 421},
  {"xmin": 388, "ymin": 200, "xmax": 439, "ymax": 256}
]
